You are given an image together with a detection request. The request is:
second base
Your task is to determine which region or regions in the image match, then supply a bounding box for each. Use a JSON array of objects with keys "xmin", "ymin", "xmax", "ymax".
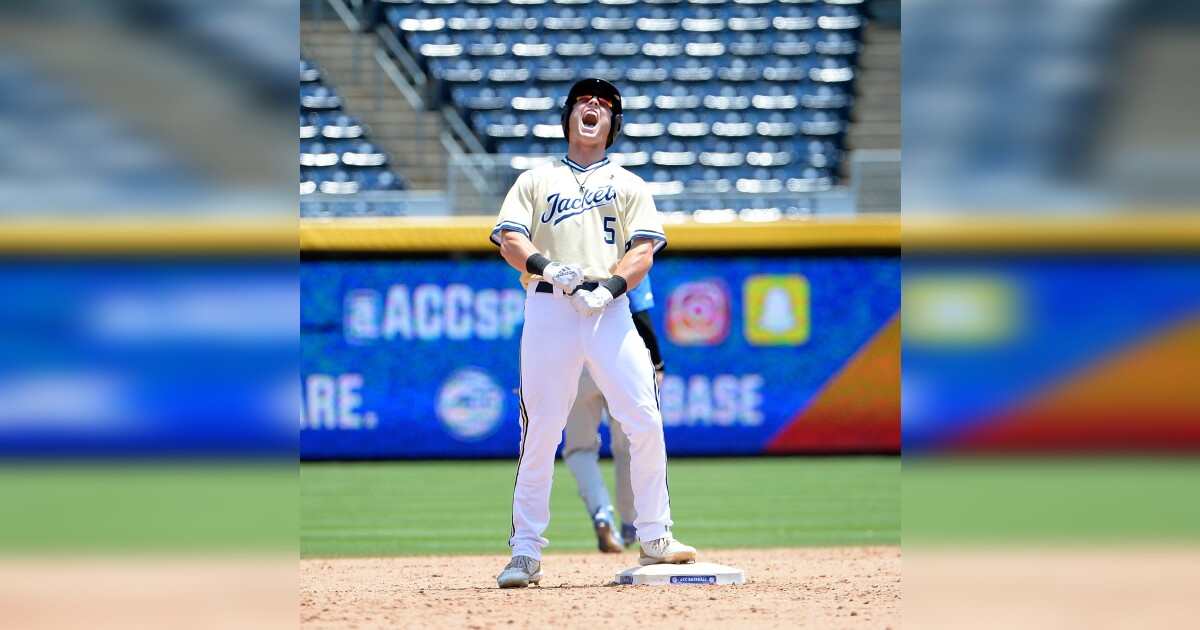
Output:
[{"xmin": 616, "ymin": 562, "xmax": 745, "ymax": 586}]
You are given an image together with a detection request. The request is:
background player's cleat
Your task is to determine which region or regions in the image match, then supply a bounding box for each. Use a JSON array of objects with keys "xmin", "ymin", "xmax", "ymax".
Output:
[
  {"xmin": 497, "ymin": 556, "xmax": 543, "ymax": 588},
  {"xmin": 593, "ymin": 507, "xmax": 624, "ymax": 553},
  {"xmin": 621, "ymin": 524, "xmax": 638, "ymax": 548},
  {"xmin": 638, "ymin": 535, "xmax": 698, "ymax": 566}
]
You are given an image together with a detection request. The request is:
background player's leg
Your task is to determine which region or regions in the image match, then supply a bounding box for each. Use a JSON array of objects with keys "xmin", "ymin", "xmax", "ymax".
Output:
[
  {"xmin": 607, "ymin": 411, "xmax": 638, "ymax": 545},
  {"xmin": 561, "ymin": 370, "xmax": 610, "ymax": 516},
  {"xmin": 510, "ymin": 293, "xmax": 585, "ymax": 560},
  {"xmin": 563, "ymin": 370, "xmax": 623, "ymax": 552},
  {"xmin": 583, "ymin": 303, "xmax": 673, "ymax": 543}
]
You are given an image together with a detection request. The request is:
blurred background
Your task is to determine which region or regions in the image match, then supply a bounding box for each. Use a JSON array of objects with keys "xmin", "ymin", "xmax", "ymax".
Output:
[
  {"xmin": 0, "ymin": 2, "xmax": 296, "ymax": 629},
  {"xmin": 903, "ymin": 1, "xmax": 1200, "ymax": 628}
]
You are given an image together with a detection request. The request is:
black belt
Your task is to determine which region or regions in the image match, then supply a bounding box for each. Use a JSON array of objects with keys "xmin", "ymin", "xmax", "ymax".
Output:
[{"xmin": 535, "ymin": 280, "xmax": 599, "ymax": 294}]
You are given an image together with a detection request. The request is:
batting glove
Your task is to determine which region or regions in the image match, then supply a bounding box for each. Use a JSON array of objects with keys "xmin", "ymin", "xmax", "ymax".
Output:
[
  {"xmin": 571, "ymin": 287, "xmax": 614, "ymax": 317},
  {"xmin": 570, "ymin": 289, "xmax": 593, "ymax": 315},
  {"xmin": 542, "ymin": 262, "xmax": 584, "ymax": 294}
]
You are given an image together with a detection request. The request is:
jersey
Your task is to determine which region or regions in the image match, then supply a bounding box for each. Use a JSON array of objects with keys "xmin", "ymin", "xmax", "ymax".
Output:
[{"xmin": 490, "ymin": 156, "xmax": 667, "ymax": 288}]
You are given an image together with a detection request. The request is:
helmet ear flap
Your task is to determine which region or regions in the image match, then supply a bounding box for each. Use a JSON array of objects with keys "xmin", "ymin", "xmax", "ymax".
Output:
[
  {"xmin": 606, "ymin": 113, "xmax": 623, "ymax": 149},
  {"xmin": 561, "ymin": 104, "xmax": 571, "ymax": 142}
]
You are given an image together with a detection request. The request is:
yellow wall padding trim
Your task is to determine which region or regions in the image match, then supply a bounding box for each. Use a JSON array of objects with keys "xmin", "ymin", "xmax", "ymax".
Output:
[
  {"xmin": 0, "ymin": 220, "xmax": 296, "ymax": 254},
  {"xmin": 903, "ymin": 214, "xmax": 1200, "ymax": 251},
  {"xmin": 300, "ymin": 214, "xmax": 901, "ymax": 252}
]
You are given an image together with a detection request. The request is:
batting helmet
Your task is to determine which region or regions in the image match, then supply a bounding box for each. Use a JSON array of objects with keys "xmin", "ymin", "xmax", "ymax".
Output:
[{"xmin": 561, "ymin": 78, "xmax": 623, "ymax": 149}]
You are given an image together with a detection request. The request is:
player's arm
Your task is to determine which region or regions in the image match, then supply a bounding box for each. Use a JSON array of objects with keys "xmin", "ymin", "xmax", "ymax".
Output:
[
  {"xmin": 498, "ymin": 230, "xmax": 540, "ymax": 273},
  {"xmin": 499, "ymin": 229, "xmax": 585, "ymax": 292},
  {"xmin": 572, "ymin": 238, "xmax": 657, "ymax": 316},
  {"xmin": 610, "ymin": 238, "xmax": 655, "ymax": 290}
]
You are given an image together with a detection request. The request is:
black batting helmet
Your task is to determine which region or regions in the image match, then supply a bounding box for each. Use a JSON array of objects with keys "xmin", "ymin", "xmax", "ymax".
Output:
[{"xmin": 561, "ymin": 78, "xmax": 623, "ymax": 148}]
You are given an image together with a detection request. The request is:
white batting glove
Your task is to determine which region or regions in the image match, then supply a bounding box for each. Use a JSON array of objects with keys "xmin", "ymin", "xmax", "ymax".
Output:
[
  {"xmin": 542, "ymin": 262, "xmax": 584, "ymax": 293},
  {"xmin": 570, "ymin": 289, "xmax": 594, "ymax": 315},
  {"xmin": 571, "ymin": 287, "xmax": 614, "ymax": 317}
]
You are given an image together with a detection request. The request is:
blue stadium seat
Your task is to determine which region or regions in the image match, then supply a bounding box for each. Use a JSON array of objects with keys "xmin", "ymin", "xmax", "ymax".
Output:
[
  {"xmin": 598, "ymin": 31, "xmax": 640, "ymax": 57},
  {"xmin": 300, "ymin": 58, "xmax": 321, "ymax": 83},
  {"xmin": 698, "ymin": 140, "xmax": 748, "ymax": 168},
  {"xmin": 729, "ymin": 32, "xmax": 769, "ymax": 56},
  {"xmin": 654, "ymin": 83, "xmax": 702, "ymax": 110},
  {"xmin": 702, "ymin": 83, "xmax": 751, "ymax": 110},
  {"xmin": 572, "ymin": 57, "xmax": 622, "ymax": 84},
  {"xmin": 321, "ymin": 113, "xmax": 365, "ymax": 140},
  {"xmin": 301, "ymin": 85, "xmax": 341, "ymax": 110},
  {"xmin": 592, "ymin": 7, "xmax": 633, "ymax": 31},
  {"xmin": 341, "ymin": 141, "xmax": 389, "ymax": 167},
  {"xmin": 651, "ymin": 140, "xmax": 699, "ymax": 167},
  {"xmin": 381, "ymin": 0, "xmax": 869, "ymax": 208},
  {"xmin": 301, "ymin": 140, "xmax": 340, "ymax": 168},
  {"xmin": 687, "ymin": 166, "xmax": 734, "ymax": 195},
  {"xmin": 535, "ymin": 57, "xmax": 577, "ymax": 84},
  {"xmin": 461, "ymin": 32, "xmax": 508, "ymax": 58},
  {"xmin": 609, "ymin": 140, "xmax": 652, "ymax": 168},
  {"xmin": 637, "ymin": 8, "xmax": 682, "ymax": 34},
  {"xmin": 710, "ymin": 110, "xmax": 755, "ymax": 138},
  {"xmin": 673, "ymin": 56, "xmax": 716, "ymax": 82},
  {"xmin": 667, "ymin": 110, "xmax": 711, "ymax": 138}
]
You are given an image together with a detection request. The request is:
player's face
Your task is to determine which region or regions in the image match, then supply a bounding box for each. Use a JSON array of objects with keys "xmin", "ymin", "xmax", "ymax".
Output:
[{"xmin": 569, "ymin": 95, "xmax": 612, "ymax": 147}]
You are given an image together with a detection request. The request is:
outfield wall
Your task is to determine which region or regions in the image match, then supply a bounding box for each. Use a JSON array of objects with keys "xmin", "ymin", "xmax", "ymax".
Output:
[{"xmin": 300, "ymin": 216, "xmax": 901, "ymax": 459}]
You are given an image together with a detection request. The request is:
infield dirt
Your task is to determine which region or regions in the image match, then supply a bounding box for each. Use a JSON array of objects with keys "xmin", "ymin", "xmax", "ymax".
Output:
[{"xmin": 301, "ymin": 546, "xmax": 900, "ymax": 629}]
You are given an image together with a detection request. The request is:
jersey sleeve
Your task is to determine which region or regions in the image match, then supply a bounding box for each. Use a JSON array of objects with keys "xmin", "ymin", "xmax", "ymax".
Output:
[
  {"xmin": 490, "ymin": 171, "xmax": 536, "ymax": 246},
  {"xmin": 621, "ymin": 177, "xmax": 667, "ymax": 253}
]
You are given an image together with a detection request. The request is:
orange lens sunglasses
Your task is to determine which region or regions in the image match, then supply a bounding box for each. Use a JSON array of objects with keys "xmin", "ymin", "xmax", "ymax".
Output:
[{"xmin": 575, "ymin": 94, "xmax": 613, "ymax": 109}]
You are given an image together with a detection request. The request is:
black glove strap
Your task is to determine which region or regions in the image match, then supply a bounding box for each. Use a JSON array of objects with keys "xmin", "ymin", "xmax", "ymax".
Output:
[
  {"xmin": 602, "ymin": 274, "xmax": 628, "ymax": 299},
  {"xmin": 526, "ymin": 253, "xmax": 551, "ymax": 275}
]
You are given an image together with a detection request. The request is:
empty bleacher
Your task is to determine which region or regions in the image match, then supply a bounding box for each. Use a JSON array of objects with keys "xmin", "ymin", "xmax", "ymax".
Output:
[
  {"xmin": 301, "ymin": 55, "xmax": 411, "ymax": 216},
  {"xmin": 377, "ymin": 0, "xmax": 864, "ymax": 216}
]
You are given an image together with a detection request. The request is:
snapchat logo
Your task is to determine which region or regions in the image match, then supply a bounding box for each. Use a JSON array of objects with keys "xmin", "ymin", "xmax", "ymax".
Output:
[{"xmin": 744, "ymin": 275, "xmax": 810, "ymax": 346}]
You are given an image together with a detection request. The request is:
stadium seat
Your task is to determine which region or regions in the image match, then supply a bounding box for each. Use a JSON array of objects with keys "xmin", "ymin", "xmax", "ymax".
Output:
[{"xmin": 376, "ymin": 0, "xmax": 870, "ymax": 216}]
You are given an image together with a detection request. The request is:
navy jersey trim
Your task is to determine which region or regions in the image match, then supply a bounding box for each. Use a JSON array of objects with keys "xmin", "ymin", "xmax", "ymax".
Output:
[
  {"xmin": 626, "ymin": 232, "xmax": 667, "ymax": 254},
  {"xmin": 491, "ymin": 222, "xmax": 531, "ymax": 246},
  {"xmin": 561, "ymin": 156, "xmax": 610, "ymax": 173}
]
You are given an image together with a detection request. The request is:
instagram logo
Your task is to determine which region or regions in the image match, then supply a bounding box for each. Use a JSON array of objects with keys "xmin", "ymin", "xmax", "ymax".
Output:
[{"xmin": 666, "ymin": 280, "xmax": 731, "ymax": 346}]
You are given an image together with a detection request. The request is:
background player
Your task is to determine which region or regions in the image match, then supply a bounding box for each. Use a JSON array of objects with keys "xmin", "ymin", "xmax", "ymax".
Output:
[
  {"xmin": 562, "ymin": 276, "xmax": 665, "ymax": 553},
  {"xmin": 490, "ymin": 78, "xmax": 697, "ymax": 588}
]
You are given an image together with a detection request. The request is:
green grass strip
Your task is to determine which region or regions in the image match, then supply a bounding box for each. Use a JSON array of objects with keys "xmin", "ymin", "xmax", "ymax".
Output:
[{"xmin": 301, "ymin": 456, "xmax": 899, "ymax": 558}]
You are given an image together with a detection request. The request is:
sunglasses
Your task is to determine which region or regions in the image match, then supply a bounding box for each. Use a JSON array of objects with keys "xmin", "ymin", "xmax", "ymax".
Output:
[{"xmin": 575, "ymin": 94, "xmax": 614, "ymax": 109}]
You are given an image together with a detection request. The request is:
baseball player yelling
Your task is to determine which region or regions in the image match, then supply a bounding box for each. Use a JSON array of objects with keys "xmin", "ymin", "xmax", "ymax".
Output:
[{"xmin": 490, "ymin": 78, "xmax": 698, "ymax": 588}]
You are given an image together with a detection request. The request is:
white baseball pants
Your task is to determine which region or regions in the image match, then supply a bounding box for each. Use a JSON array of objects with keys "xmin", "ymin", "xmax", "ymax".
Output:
[
  {"xmin": 562, "ymin": 369, "xmax": 636, "ymax": 527},
  {"xmin": 509, "ymin": 283, "xmax": 672, "ymax": 560}
]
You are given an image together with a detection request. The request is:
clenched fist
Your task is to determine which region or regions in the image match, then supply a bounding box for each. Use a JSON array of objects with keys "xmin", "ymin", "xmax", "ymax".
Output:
[
  {"xmin": 570, "ymin": 287, "xmax": 614, "ymax": 317},
  {"xmin": 542, "ymin": 262, "xmax": 584, "ymax": 293}
]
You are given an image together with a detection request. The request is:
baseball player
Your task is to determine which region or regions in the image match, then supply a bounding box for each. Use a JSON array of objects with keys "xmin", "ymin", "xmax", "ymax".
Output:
[
  {"xmin": 491, "ymin": 78, "xmax": 697, "ymax": 588},
  {"xmin": 562, "ymin": 276, "xmax": 664, "ymax": 553}
]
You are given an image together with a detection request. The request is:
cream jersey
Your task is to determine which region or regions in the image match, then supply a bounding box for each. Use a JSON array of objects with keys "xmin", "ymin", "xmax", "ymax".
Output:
[{"xmin": 490, "ymin": 156, "xmax": 667, "ymax": 288}]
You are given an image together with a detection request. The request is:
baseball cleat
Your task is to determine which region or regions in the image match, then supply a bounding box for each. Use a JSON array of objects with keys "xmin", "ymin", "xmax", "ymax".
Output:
[
  {"xmin": 497, "ymin": 556, "xmax": 543, "ymax": 588},
  {"xmin": 593, "ymin": 508, "xmax": 625, "ymax": 553},
  {"xmin": 621, "ymin": 524, "xmax": 638, "ymax": 549},
  {"xmin": 638, "ymin": 535, "xmax": 698, "ymax": 566}
]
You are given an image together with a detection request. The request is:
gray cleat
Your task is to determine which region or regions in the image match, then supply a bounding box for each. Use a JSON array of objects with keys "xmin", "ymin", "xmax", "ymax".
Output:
[{"xmin": 497, "ymin": 555, "xmax": 543, "ymax": 588}]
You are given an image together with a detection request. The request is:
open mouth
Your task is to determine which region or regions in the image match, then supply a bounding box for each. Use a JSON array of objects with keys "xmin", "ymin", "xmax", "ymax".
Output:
[{"xmin": 581, "ymin": 110, "xmax": 599, "ymax": 130}]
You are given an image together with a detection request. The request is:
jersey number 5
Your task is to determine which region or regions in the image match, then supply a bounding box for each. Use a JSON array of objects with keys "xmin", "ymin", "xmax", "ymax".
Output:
[{"xmin": 603, "ymin": 216, "xmax": 616, "ymax": 245}]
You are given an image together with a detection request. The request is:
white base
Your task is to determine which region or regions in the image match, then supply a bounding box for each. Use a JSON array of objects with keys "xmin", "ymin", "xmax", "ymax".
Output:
[{"xmin": 616, "ymin": 562, "xmax": 745, "ymax": 586}]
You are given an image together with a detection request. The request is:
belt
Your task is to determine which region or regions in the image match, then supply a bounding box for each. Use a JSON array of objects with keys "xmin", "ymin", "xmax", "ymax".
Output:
[{"xmin": 535, "ymin": 280, "xmax": 599, "ymax": 295}]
